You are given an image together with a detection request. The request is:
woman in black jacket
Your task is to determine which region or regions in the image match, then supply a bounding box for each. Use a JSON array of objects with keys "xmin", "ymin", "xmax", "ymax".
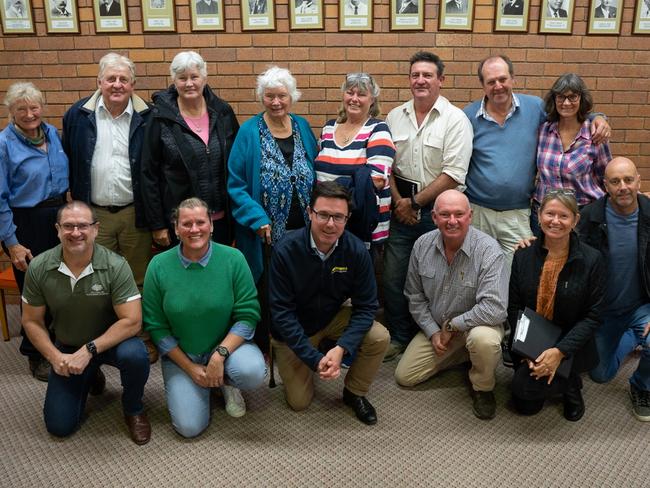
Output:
[
  {"xmin": 141, "ymin": 51, "xmax": 239, "ymax": 248},
  {"xmin": 508, "ymin": 190, "xmax": 605, "ymax": 421}
]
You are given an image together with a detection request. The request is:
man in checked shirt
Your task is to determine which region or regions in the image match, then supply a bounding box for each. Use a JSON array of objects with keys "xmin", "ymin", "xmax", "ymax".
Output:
[{"xmin": 394, "ymin": 189, "xmax": 508, "ymax": 420}]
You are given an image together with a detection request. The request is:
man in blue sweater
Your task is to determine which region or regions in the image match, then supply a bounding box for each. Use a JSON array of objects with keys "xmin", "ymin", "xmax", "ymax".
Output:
[
  {"xmin": 269, "ymin": 182, "xmax": 389, "ymax": 425},
  {"xmin": 463, "ymin": 55, "xmax": 610, "ymax": 262}
]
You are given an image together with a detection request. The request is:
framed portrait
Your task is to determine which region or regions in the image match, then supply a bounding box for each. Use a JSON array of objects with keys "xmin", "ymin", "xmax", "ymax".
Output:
[
  {"xmin": 587, "ymin": 0, "xmax": 621, "ymax": 34},
  {"xmin": 93, "ymin": 0, "xmax": 128, "ymax": 32},
  {"xmin": 390, "ymin": 0, "xmax": 423, "ymax": 30},
  {"xmin": 0, "ymin": 0, "xmax": 34, "ymax": 34},
  {"xmin": 141, "ymin": 0, "xmax": 175, "ymax": 31},
  {"xmin": 633, "ymin": 0, "xmax": 650, "ymax": 34},
  {"xmin": 339, "ymin": 0, "xmax": 373, "ymax": 31},
  {"xmin": 538, "ymin": 0, "xmax": 575, "ymax": 34},
  {"xmin": 494, "ymin": 0, "xmax": 529, "ymax": 32},
  {"xmin": 438, "ymin": 0, "xmax": 474, "ymax": 31},
  {"xmin": 190, "ymin": 0, "xmax": 224, "ymax": 31},
  {"xmin": 290, "ymin": 0, "xmax": 322, "ymax": 29},
  {"xmin": 44, "ymin": 0, "xmax": 79, "ymax": 33},
  {"xmin": 242, "ymin": 0, "xmax": 275, "ymax": 30}
]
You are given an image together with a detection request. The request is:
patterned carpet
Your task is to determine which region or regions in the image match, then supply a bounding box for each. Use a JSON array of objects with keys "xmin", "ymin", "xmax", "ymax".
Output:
[{"xmin": 1, "ymin": 303, "xmax": 648, "ymax": 487}]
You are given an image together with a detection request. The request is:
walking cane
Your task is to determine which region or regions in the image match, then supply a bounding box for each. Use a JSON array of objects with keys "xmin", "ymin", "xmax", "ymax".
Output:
[{"xmin": 263, "ymin": 242, "xmax": 276, "ymax": 387}]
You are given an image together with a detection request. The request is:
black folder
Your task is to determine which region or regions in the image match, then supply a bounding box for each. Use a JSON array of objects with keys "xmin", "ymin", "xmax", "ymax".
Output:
[
  {"xmin": 512, "ymin": 307, "xmax": 573, "ymax": 379},
  {"xmin": 394, "ymin": 174, "xmax": 420, "ymax": 198}
]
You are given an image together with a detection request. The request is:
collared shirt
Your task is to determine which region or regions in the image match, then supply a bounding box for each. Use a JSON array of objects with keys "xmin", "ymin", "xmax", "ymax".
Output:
[
  {"xmin": 386, "ymin": 96, "xmax": 473, "ymax": 191},
  {"xmin": 310, "ymin": 232, "xmax": 338, "ymax": 261},
  {"xmin": 22, "ymin": 243, "xmax": 140, "ymax": 347},
  {"xmin": 404, "ymin": 226, "xmax": 508, "ymax": 338},
  {"xmin": 177, "ymin": 241, "xmax": 213, "ymax": 268},
  {"xmin": 90, "ymin": 97, "xmax": 134, "ymax": 206},
  {"xmin": 642, "ymin": 3, "xmax": 650, "ymax": 17},
  {"xmin": 476, "ymin": 93, "xmax": 520, "ymax": 125},
  {"xmin": 535, "ymin": 119, "xmax": 611, "ymax": 206},
  {"xmin": 0, "ymin": 122, "xmax": 69, "ymax": 246}
]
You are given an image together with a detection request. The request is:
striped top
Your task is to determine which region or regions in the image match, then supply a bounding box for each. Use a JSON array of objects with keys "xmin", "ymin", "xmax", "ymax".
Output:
[{"xmin": 315, "ymin": 118, "xmax": 395, "ymax": 243}]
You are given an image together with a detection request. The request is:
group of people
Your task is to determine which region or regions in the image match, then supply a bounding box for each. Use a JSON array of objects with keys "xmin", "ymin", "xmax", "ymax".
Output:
[{"xmin": 1, "ymin": 49, "xmax": 648, "ymax": 445}]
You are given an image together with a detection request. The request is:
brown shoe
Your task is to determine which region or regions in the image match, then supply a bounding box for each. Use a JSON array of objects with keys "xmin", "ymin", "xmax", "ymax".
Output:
[
  {"xmin": 125, "ymin": 413, "xmax": 151, "ymax": 445},
  {"xmin": 143, "ymin": 339, "xmax": 159, "ymax": 364}
]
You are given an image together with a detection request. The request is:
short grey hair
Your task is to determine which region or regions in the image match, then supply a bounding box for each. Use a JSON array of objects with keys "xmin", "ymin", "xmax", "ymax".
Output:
[
  {"xmin": 170, "ymin": 51, "xmax": 208, "ymax": 81},
  {"xmin": 4, "ymin": 82, "xmax": 44, "ymax": 109},
  {"xmin": 337, "ymin": 73, "xmax": 381, "ymax": 123},
  {"xmin": 98, "ymin": 52, "xmax": 136, "ymax": 83},
  {"xmin": 256, "ymin": 66, "xmax": 301, "ymax": 104}
]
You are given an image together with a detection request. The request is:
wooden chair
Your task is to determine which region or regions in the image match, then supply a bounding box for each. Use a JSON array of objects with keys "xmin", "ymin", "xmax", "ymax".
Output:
[{"xmin": 0, "ymin": 265, "xmax": 19, "ymax": 341}]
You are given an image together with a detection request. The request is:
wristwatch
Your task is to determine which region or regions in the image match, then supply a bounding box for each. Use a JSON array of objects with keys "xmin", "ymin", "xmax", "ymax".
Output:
[
  {"xmin": 216, "ymin": 345, "xmax": 230, "ymax": 360},
  {"xmin": 443, "ymin": 319, "xmax": 455, "ymax": 332},
  {"xmin": 85, "ymin": 341, "xmax": 98, "ymax": 357},
  {"xmin": 410, "ymin": 195, "xmax": 421, "ymax": 211}
]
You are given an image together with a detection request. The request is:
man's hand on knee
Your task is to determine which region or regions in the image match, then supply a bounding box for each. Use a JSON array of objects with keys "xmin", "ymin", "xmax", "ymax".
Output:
[
  {"xmin": 431, "ymin": 330, "xmax": 453, "ymax": 356},
  {"xmin": 318, "ymin": 345, "xmax": 344, "ymax": 380}
]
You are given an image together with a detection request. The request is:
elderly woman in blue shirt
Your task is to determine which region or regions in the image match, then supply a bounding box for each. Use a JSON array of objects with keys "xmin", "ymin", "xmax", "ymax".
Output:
[{"xmin": 0, "ymin": 82, "xmax": 69, "ymax": 380}]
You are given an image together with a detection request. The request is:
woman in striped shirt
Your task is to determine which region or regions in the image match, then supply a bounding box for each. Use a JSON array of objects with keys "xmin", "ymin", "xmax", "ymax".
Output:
[{"xmin": 314, "ymin": 73, "xmax": 395, "ymax": 257}]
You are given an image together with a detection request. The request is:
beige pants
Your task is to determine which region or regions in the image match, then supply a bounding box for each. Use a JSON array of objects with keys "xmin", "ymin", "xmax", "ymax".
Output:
[
  {"xmin": 395, "ymin": 325, "xmax": 504, "ymax": 392},
  {"xmin": 272, "ymin": 307, "xmax": 389, "ymax": 411},
  {"xmin": 93, "ymin": 205, "xmax": 152, "ymax": 287},
  {"xmin": 469, "ymin": 203, "xmax": 531, "ymax": 269}
]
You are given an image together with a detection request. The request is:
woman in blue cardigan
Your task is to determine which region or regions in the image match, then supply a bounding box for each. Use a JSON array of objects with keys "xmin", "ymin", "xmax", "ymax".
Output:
[{"xmin": 227, "ymin": 66, "xmax": 318, "ymax": 284}]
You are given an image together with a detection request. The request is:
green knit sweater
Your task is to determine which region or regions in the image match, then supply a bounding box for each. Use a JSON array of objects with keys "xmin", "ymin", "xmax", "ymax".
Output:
[{"xmin": 143, "ymin": 244, "xmax": 260, "ymax": 355}]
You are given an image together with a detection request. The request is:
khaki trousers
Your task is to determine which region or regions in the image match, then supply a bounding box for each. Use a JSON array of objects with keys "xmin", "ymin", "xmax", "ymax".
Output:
[
  {"xmin": 93, "ymin": 205, "xmax": 152, "ymax": 287},
  {"xmin": 272, "ymin": 307, "xmax": 389, "ymax": 411},
  {"xmin": 395, "ymin": 325, "xmax": 504, "ymax": 392}
]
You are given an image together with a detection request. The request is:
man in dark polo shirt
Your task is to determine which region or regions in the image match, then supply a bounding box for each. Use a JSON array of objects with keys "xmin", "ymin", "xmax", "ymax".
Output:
[{"xmin": 21, "ymin": 201, "xmax": 151, "ymax": 444}]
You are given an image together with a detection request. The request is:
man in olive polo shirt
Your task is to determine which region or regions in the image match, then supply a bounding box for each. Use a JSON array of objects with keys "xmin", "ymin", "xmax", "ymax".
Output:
[{"xmin": 21, "ymin": 201, "xmax": 151, "ymax": 444}]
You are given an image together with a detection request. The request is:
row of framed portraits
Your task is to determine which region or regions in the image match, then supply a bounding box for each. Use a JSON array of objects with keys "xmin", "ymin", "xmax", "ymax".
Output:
[{"xmin": 2, "ymin": 0, "xmax": 650, "ymax": 34}]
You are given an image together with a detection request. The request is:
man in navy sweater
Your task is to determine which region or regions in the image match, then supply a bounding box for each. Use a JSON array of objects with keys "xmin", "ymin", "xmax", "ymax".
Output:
[{"xmin": 269, "ymin": 182, "xmax": 389, "ymax": 425}]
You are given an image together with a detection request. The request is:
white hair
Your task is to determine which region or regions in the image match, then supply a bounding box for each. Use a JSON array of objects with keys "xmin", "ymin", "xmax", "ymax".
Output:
[
  {"xmin": 256, "ymin": 66, "xmax": 301, "ymax": 104},
  {"xmin": 170, "ymin": 51, "xmax": 208, "ymax": 81}
]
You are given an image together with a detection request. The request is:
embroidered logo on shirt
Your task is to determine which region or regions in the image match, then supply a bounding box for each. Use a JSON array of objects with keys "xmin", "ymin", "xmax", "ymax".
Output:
[
  {"xmin": 88, "ymin": 283, "xmax": 108, "ymax": 296},
  {"xmin": 331, "ymin": 266, "xmax": 348, "ymax": 274}
]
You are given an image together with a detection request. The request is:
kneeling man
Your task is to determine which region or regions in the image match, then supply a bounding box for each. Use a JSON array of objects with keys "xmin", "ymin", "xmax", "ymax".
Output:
[
  {"xmin": 270, "ymin": 182, "xmax": 389, "ymax": 425},
  {"xmin": 395, "ymin": 190, "xmax": 508, "ymax": 419},
  {"xmin": 21, "ymin": 201, "xmax": 151, "ymax": 444}
]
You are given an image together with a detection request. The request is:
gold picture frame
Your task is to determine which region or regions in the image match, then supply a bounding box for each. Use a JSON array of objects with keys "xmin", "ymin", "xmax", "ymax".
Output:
[
  {"xmin": 290, "ymin": 0, "xmax": 323, "ymax": 30},
  {"xmin": 494, "ymin": 0, "xmax": 529, "ymax": 32},
  {"xmin": 587, "ymin": 0, "xmax": 622, "ymax": 35},
  {"xmin": 141, "ymin": 0, "xmax": 176, "ymax": 32},
  {"xmin": 44, "ymin": 0, "xmax": 79, "ymax": 33},
  {"xmin": 438, "ymin": 0, "xmax": 474, "ymax": 31},
  {"xmin": 339, "ymin": 0, "xmax": 373, "ymax": 31},
  {"xmin": 190, "ymin": 0, "xmax": 224, "ymax": 31},
  {"xmin": 390, "ymin": 0, "xmax": 423, "ymax": 30},
  {"xmin": 632, "ymin": 0, "xmax": 650, "ymax": 34},
  {"xmin": 1, "ymin": 0, "xmax": 34, "ymax": 34},
  {"xmin": 538, "ymin": 0, "xmax": 575, "ymax": 34},
  {"xmin": 242, "ymin": 0, "xmax": 276, "ymax": 31},
  {"xmin": 93, "ymin": 0, "xmax": 128, "ymax": 33}
]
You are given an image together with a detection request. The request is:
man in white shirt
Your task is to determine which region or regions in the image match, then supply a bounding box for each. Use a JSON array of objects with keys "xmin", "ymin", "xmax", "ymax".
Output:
[
  {"xmin": 383, "ymin": 51, "xmax": 473, "ymax": 361},
  {"xmin": 62, "ymin": 53, "xmax": 155, "ymax": 362},
  {"xmin": 344, "ymin": 0, "xmax": 367, "ymax": 15}
]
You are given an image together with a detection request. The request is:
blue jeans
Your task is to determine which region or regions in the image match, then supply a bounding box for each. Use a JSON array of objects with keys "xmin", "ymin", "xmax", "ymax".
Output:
[
  {"xmin": 161, "ymin": 342, "xmax": 266, "ymax": 438},
  {"xmin": 383, "ymin": 216, "xmax": 436, "ymax": 346},
  {"xmin": 590, "ymin": 302, "xmax": 650, "ymax": 392},
  {"xmin": 44, "ymin": 337, "xmax": 149, "ymax": 438}
]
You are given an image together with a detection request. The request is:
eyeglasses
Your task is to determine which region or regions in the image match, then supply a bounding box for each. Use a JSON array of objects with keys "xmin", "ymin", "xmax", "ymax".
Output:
[
  {"xmin": 311, "ymin": 209, "xmax": 348, "ymax": 224},
  {"xmin": 555, "ymin": 93, "xmax": 580, "ymax": 104},
  {"xmin": 545, "ymin": 188, "xmax": 576, "ymax": 197},
  {"xmin": 58, "ymin": 221, "xmax": 97, "ymax": 232}
]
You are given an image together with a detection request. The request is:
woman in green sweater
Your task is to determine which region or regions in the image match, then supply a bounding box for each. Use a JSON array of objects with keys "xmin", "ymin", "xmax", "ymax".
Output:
[{"xmin": 143, "ymin": 198, "xmax": 265, "ymax": 438}]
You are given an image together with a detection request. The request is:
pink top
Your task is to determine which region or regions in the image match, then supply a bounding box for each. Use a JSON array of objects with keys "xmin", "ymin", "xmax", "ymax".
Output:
[{"xmin": 182, "ymin": 112, "xmax": 209, "ymax": 146}]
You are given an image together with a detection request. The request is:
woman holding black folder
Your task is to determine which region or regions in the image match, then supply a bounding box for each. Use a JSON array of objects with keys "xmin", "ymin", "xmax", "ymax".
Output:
[{"xmin": 508, "ymin": 190, "xmax": 605, "ymax": 421}]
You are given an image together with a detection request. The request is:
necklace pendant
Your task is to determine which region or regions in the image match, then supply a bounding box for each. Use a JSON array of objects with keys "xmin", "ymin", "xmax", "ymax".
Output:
[{"xmin": 195, "ymin": 127, "xmax": 202, "ymax": 132}]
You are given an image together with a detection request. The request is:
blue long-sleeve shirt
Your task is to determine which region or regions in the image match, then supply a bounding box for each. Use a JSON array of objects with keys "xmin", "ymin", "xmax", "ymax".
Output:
[
  {"xmin": 269, "ymin": 226, "xmax": 378, "ymax": 371},
  {"xmin": 0, "ymin": 122, "xmax": 69, "ymax": 246}
]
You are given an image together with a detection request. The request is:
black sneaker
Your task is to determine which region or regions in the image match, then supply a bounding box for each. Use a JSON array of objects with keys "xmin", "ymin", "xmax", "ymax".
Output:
[
  {"xmin": 630, "ymin": 384, "xmax": 650, "ymax": 422},
  {"xmin": 29, "ymin": 357, "xmax": 50, "ymax": 382}
]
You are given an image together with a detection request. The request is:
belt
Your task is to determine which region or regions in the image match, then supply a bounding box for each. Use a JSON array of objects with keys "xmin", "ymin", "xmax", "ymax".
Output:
[
  {"xmin": 92, "ymin": 202, "xmax": 133, "ymax": 214},
  {"xmin": 35, "ymin": 194, "xmax": 66, "ymax": 208}
]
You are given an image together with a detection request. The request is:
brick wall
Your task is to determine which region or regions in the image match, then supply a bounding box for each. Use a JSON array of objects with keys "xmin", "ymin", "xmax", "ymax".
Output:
[{"xmin": 1, "ymin": 0, "xmax": 649, "ymax": 175}]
